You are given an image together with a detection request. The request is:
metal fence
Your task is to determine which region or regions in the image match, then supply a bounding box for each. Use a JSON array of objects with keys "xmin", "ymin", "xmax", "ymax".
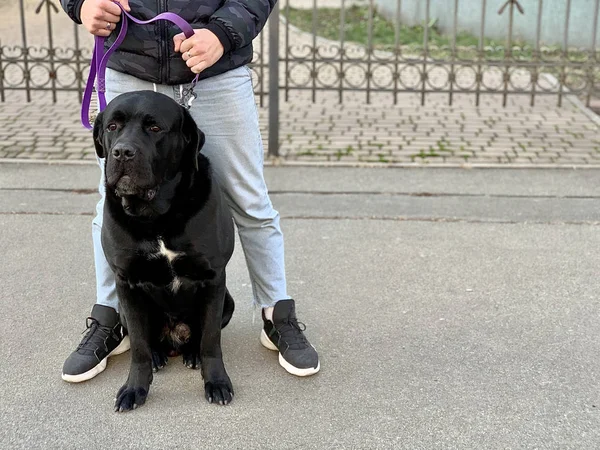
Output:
[
  {"xmin": 0, "ymin": 0, "xmax": 89, "ymax": 102},
  {"xmin": 1, "ymin": 0, "xmax": 599, "ymax": 155},
  {"xmin": 277, "ymin": 0, "xmax": 599, "ymax": 107}
]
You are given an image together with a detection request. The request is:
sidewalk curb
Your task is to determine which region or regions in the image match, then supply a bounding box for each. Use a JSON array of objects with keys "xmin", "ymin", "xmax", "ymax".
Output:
[{"xmin": 2, "ymin": 158, "xmax": 599, "ymax": 170}]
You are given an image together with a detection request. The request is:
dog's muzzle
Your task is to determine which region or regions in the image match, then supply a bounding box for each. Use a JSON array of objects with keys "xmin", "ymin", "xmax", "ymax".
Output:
[{"xmin": 114, "ymin": 176, "xmax": 157, "ymax": 201}]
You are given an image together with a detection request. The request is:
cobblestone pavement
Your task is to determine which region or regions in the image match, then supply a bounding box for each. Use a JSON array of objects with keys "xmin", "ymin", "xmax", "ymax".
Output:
[{"xmin": 1, "ymin": 89, "xmax": 599, "ymax": 166}]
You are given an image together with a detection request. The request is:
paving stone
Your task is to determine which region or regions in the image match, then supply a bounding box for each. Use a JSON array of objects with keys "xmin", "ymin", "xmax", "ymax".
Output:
[
  {"xmin": 64, "ymin": 146, "xmax": 87, "ymax": 153},
  {"xmin": 34, "ymin": 146, "xmax": 65, "ymax": 153},
  {"xmin": 64, "ymin": 141, "xmax": 89, "ymax": 148},
  {"xmin": 19, "ymin": 152, "xmax": 48, "ymax": 159}
]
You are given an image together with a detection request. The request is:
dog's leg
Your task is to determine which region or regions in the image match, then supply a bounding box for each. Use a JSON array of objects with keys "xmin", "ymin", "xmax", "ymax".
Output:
[
  {"xmin": 150, "ymin": 314, "xmax": 169, "ymax": 372},
  {"xmin": 151, "ymin": 347, "xmax": 169, "ymax": 372},
  {"xmin": 114, "ymin": 283, "xmax": 153, "ymax": 412},
  {"xmin": 180, "ymin": 319, "xmax": 201, "ymax": 369},
  {"xmin": 181, "ymin": 337, "xmax": 202, "ymax": 370},
  {"xmin": 181, "ymin": 289, "xmax": 232, "ymax": 368},
  {"xmin": 199, "ymin": 279, "xmax": 233, "ymax": 405}
]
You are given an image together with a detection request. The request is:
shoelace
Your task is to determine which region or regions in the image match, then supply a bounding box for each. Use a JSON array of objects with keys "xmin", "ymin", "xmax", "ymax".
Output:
[
  {"xmin": 276, "ymin": 317, "xmax": 309, "ymax": 350},
  {"xmin": 76, "ymin": 317, "xmax": 117, "ymax": 356}
]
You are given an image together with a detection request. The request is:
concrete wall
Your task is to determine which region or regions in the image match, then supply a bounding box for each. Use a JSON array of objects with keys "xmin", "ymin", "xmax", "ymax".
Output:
[{"xmin": 376, "ymin": 0, "xmax": 599, "ymax": 48}]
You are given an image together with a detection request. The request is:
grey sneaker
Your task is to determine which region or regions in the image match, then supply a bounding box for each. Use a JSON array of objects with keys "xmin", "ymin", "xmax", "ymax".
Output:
[
  {"xmin": 62, "ymin": 304, "xmax": 130, "ymax": 383},
  {"xmin": 260, "ymin": 299, "xmax": 320, "ymax": 376}
]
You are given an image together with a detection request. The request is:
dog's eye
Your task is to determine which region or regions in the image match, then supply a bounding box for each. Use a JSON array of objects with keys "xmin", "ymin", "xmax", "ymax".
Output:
[
  {"xmin": 149, "ymin": 125, "xmax": 161, "ymax": 132},
  {"xmin": 107, "ymin": 123, "xmax": 118, "ymax": 132}
]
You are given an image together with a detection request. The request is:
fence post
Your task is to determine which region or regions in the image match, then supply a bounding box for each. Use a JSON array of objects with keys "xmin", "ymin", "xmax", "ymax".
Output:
[
  {"xmin": 19, "ymin": 0, "xmax": 31, "ymax": 102},
  {"xmin": 268, "ymin": 3, "xmax": 280, "ymax": 158}
]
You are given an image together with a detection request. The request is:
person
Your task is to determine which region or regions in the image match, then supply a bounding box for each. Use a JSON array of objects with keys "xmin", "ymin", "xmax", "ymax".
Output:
[{"xmin": 60, "ymin": 0, "xmax": 320, "ymax": 383}]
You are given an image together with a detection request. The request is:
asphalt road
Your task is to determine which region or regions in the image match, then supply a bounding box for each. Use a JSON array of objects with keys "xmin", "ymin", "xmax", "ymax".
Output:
[{"xmin": 1, "ymin": 164, "xmax": 599, "ymax": 449}]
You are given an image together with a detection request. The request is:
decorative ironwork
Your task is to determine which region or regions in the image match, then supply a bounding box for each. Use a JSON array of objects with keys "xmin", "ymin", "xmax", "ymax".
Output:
[
  {"xmin": 35, "ymin": 0, "xmax": 59, "ymax": 15},
  {"xmin": 1, "ymin": 45, "xmax": 90, "ymax": 91},
  {"xmin": 2, "ymin": 0, "xmax": 598, "ymax": 107},
  {"xmin": 498, "ymin": 0, "xmax": 524, "ymax": 15},
  {"xmin": 281, "ymin": 0, "xmax": 599, "ymax": 108}
]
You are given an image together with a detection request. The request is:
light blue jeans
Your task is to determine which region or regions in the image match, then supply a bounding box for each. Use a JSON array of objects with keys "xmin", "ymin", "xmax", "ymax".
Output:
[{"xmin": 93, "ymin": 66, "xmax": 289, "ymax": 311}]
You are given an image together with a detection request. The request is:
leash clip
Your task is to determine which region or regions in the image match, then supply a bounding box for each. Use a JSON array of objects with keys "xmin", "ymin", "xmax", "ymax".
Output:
[
  {"xmin": 179, "ymin": 74, "xmax": 199, "ymax": 109},
  {"xmin": 179, "ymin": 85, "xmax": 197, "ymax": 109}
]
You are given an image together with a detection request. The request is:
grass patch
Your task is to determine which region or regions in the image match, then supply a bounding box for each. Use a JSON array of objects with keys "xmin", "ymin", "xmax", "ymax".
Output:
[
  {"xmin": 412, "ymin": 149, "xmax": 441, "ymax": 159},
  {"xmin": 283, "ymin": 5, "xmax": 588, "ymax": 62}
]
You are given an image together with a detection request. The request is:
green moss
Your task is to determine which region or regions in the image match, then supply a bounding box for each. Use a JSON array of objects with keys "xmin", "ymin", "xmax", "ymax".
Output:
[{"xmin": 283, "ymin": 5, "xmax": 572, "ymax": 60}]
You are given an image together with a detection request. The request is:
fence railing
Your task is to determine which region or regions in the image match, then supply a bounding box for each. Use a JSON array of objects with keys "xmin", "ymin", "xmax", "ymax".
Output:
[
  {"xmin": 1, "ymin": 0, "xmax": 599, "ymax": 156},
  {"xmin": 279, "ymin": 0, "xmax": 599, "ymax": 107}
]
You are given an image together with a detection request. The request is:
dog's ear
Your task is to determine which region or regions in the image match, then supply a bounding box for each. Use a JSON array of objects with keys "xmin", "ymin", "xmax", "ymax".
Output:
[
  {"xmin": 181, "ymin": 108, "xmax": 205, "ymax": 171},
  {"xmin": 92, "ymin": 111, "xmax": 105, "ymax": 159}
]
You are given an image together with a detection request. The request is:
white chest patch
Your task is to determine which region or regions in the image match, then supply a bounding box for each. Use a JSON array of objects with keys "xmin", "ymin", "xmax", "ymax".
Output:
[
  {"xmin": 156, "ymin": 239, "xmax": 183, "ymax": 293},
  {"xmin": 158, "ymin": 239, "xmax": 181, "ymax": 262}
]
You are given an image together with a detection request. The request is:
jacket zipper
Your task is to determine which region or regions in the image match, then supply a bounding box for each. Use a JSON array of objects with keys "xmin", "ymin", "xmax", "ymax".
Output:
[{"xmin": 159, "ymin": 0, "xmax": 168, "ymax": 84}]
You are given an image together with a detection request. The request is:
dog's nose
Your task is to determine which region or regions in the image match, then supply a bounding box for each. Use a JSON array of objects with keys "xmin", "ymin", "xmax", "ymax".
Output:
[{"xmin": 111, "ymin": 145, "xmax": 137, "ymax": 161}]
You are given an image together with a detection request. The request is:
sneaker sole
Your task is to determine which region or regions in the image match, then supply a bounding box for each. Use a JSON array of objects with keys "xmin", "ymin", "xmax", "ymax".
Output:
[
  {"xmin": 61, "ymin": 335, "xmax": 131, "ymax": 383},
  {"xmin": 260, "ymin": 329, "xmax": 320, "ymax": 377}
]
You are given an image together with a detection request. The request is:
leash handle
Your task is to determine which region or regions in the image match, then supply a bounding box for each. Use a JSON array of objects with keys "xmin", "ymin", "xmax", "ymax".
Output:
[{"xmin": 81, "ymin": 2, "xmax": 197, "ymax": 129}]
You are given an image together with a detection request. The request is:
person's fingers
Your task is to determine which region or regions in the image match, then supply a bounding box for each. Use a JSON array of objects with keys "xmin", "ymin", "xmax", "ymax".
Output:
[
  {"xmin": 173, "ymin": 33, "xmax": 186, "ymax": 53},
  {"xmin": 182, "ymin": 49, "xmax": 200, "ymax": 62},
  {"xmin": 102, "ymin": 0, "xmax": 123, "ymax": 16},
  {"xmin": 93, "ymin": 28, "xmax": 112, "ymax": 37},
  {"xmin": 186, "ymin": 55, "xmax": 203, "ymax": 68},
  {"xmin": 98, "ymin": 20, "xmax": 116, "ymax": 32},
  {"xmin": 81, "ymin": 0, "xmax": 121, "ymax": 35},
  {"xmin": 115, "ymin": 0, "xmax": 131, "ymax": 12},
  {"xmin": 86, "ymin": 19, "xmax": 111, "ymax": 35},
  {"xmin": 99, "ymin": 11, "xmax": 122, "ymax": 23},
  {"xmin": 190, "ymin": 60, "xmax": 209, "ymax": 74},
  {"xmin": 179, "ymin": 38, "xmax": 195, "ymax": 55}
]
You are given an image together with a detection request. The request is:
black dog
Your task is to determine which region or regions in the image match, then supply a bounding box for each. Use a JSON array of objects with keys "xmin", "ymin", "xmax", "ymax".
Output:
[{"xmin": 93, "ymin": 91, "xmax": 235, "ymax": 411}]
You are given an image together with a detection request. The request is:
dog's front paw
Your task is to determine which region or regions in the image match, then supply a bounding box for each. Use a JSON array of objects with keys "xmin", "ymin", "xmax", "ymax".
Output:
[
  {"xmin": 151, "ymin": 349, "xmax": 168, "ymax": 372},
  {"xmin": 114, "ymin": 384, "xmax": 149, "ymax": 412},
  {"xmin": 182, "ymin": 351, "xmax": 201, "ymax": 369},
  {"xmin": 204, "ymin": 379, "xmax": 234, "ymax": 406}
]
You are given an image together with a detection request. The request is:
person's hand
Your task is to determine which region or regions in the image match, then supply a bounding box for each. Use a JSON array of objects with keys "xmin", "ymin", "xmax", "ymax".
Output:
[
  {"xmin": 80, "ymin": 0, "xmax": 130, "ymax": 36},
  {"xmin": 173, "ymin": 29, "xmax": 224, "ymax": 75}
]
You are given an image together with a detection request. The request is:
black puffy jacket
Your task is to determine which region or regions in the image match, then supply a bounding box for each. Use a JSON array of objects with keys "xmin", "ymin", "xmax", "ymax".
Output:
[{"xmin": 61, "ymin": 0, "xmax": 275, "ymax": 85}]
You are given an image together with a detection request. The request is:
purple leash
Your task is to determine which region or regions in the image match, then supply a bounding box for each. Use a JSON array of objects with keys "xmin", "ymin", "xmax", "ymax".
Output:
[{"xmin": 81, "ymin": 2, "xmax": 199, "ymax": 129}]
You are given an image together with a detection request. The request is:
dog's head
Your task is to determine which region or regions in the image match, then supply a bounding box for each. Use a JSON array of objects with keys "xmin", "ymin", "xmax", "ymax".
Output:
[{"xmin": 93, "ymin": 91, "xmax": 205, "ymax": 219}]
